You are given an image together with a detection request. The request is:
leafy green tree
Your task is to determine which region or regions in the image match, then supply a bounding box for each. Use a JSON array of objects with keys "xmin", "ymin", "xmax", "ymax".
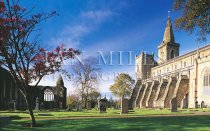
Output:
[
  {"xmin": 110, "ymin": 73, "xmax": 135, "ymax": 100},
  {"xmin": 173, "ymin": 0, "xmax": 210, "ymax": 42},
  {"xmin": 67, "ymin": 93, "xmax": 80, "ymax": 110}
]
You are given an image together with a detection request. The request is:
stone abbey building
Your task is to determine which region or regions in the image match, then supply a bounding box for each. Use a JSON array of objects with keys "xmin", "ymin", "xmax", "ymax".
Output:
[
  {"xmin": 129, "ymin": 16, "xmax": 210, "ymax": 109},
  {"xmin": 0, "ymin": 67, "xmax": 67, "ymax": 110}
]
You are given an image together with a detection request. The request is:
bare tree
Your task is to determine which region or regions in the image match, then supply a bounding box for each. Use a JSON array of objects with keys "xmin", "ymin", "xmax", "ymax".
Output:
[{"xmin": 71, "ymin": 57, "xmax": 100, "ymax": 108}]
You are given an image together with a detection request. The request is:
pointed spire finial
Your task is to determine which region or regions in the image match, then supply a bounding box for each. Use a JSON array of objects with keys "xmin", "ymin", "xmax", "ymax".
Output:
[
  {"xmin": 168, "ymin": 11, "xmax": 170, "ymax": 18},
  {"xmin": 162, "ymin": 11, "xmax": 175, "ymax": 44}
]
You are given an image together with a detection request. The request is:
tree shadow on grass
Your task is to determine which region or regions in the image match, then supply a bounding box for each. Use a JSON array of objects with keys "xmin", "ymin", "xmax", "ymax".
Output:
[
  {"xmin": 2, "ymin": 115, "xmax": 210, "ymax": 130},
  {"xmin": 0, "ymin": 111, "xmax": 28, "ymax": 114},
  {"xmin": 37, "ymin": 114, "xmax": 54, "ymax": 116},
  {"xmin": 0, "ymin": 115, "xmax": 21, "ymax": 130},
  {"xmin": 31, "ymin": 115, "xmax": 210, "ymax": 131}
]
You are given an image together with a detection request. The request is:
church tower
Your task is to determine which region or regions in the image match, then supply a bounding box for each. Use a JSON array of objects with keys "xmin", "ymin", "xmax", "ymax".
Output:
[
  {"xmin": 158, "ymin": 16, "xmax": 180, "ymax": 64},
  {"xmin": 55, "ymin": 74, "xmax": 66, "ymax": 108}
]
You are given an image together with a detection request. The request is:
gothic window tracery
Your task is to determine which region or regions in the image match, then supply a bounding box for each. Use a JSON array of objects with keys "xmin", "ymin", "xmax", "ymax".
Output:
[{"xmin": 44, "ymin": 88, "xmax": 54, "ymax": 101}]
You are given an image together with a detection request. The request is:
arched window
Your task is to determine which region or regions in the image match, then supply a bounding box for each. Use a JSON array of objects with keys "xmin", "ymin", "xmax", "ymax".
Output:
[
  {"xmin": 204, "ymin": 74, "xmax": 210, "ymax": 86},
  {"xmin": 60, "ymin": 90, "xmax": 63, "ymax": 97},
  {"xmin": 203, "ymin": 67, "xmax": 210, "ymax": 87},
  {"xmin": 171, "ymin": 50, "xmax": 175, "ymax": 59},
  {"xmin": 44, "ymin": 88, "xmax": 54, "ymax": 101}
]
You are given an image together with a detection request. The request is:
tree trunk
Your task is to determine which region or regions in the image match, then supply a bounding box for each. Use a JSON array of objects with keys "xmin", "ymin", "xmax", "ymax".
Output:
[
  {"xmin": 121, "ymin": 97, "xmax": 124, "ymax": 109},
  {"xmin": 85, "ymin": 98, "xmax": 87, "ymax": 109},
  {"xmin": 25, "ymin": 96, "xmax": 36, "ymax": 127},
  {"xmin": 28, "ymin": 105, "xmax": 36, "ymax": 127}
]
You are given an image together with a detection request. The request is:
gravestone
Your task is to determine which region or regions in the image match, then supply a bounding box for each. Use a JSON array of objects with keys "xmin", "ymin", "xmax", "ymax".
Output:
[
  {"xmin": 87, "ymin": 101, "xmax": 92, "ymax": 110},
  {"xmin": 11, "ymin": 100, "xmax": 16, "ymax": 111},
  {"xmin": 40, "ymin": 102, "xmax": 44, "ymax": 110},
  {"xmin": 59, "ymin": 102, "xmax": 63, "ymax": 109},
  {"xmin": 170, "ymin": 98, "xmax": 177, "ymax": 112},
  {"xmin": 35, "ymin": 97, "xmax": 40, "ymax": 110},
  {"xmin": 97, "ymin": 99, "xmax": 100, "ymax": 110},
  {"xmin": 99, "ymin": 98, "xmax": 107, "ymax": 113},
  {"xmin": 195, "ymin": 101, "xmax": 199, "ymax": 108},
  {"xmin": 182, "ymin": 97, "xmax": 188, "ymax": 109},
  {"xmin": 77, "ymin": 102, "xmax": 82, "ymax": 111},
  {"xmin": 201, "ymin": 101, "xmax": 205, "ymax": 108},
  {"xmin": 67, "ymin": 104, "xmax": 73, "ymax": 111},
  {"xmin": 121, "ymin": 98, "xmax": 129, "ymax": 114}
]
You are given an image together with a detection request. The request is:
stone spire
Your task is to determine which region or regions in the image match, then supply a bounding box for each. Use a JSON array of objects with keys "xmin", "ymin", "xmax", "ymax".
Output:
[
  {"xmin": 158, "ymin": 14, "xmax": 180, "ymax": 64},
  {"xmin": 162, "ymin": 16, "xmax": 175, "ymax": 44},
  {"xmin": 56, "ymin": 74, "xmax": 64, "ymax": 86}
]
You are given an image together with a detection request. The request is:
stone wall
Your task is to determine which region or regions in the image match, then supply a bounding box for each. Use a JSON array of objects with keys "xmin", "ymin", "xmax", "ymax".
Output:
[
  {"xmin": 0, "ymin": 68, "xmax": 26, "ymax": 110},
  {"xmin": 136, "ymin": 52, "xmax": 156, "ymax": 80},
  {"xmin": 197, "ymin": 51, "xmax": 210, "ymax": 107}
]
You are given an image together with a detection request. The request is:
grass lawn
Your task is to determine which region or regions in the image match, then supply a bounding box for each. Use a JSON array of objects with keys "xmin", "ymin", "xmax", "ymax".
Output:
[
  {"xmin": 1, "ymin": 116, "xmax": 210, "ymax": 131},
  {"xmin": 1, "ymin": 108, "xmax": 210, "ymax": 130}
]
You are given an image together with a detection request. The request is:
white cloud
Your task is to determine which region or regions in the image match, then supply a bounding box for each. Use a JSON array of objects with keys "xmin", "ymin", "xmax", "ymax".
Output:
[
  {"xmin": 47, "ymin": 10, "xmax": 115, "ymax": 49},
  {"xmin": 47, "ymin": 24, "xmax": 91, "ymax": 49},
  {"xmin": 62, "ymin": 25, "xmax": 90, "ymax": 38},
  {"xmin": 80, "ymin": 10, "xmax": 114, "ymax": 24}
]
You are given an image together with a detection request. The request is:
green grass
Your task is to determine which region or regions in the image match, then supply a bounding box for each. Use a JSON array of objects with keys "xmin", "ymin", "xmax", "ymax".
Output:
[
  {"xmin": 1, "ymin": 108, "xmax": 210, "ymax": 130},
  {"xmin": 1, "ymin": 116, "xmax": 210, "ymax": 131}
]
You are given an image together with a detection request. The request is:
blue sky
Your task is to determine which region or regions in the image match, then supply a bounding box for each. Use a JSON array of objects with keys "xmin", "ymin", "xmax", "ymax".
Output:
[{"xmin": 24, "ymin": 0, "xmax": 209, "ymax": 98}]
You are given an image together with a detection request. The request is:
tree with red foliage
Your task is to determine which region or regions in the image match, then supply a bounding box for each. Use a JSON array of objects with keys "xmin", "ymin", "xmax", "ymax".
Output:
[{"xmin": 0, "ymin": 0, "xmax": 80, "ymax": 126}]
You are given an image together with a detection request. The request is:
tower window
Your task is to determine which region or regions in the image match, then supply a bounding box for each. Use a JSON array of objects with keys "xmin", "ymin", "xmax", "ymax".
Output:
[{"xmin": 171, "ymin": 50, "xmax": 175, "ymax": 59}]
